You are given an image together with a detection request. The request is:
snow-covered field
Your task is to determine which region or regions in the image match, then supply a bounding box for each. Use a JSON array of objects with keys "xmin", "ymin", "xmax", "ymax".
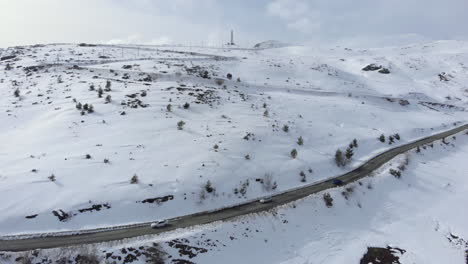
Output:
[
  {"xmin": 0, "ymin": 41, "xmax": 467, "ymax": 237},
  {"xmin": 3, "ymin": 131, "xmax": 468, "ymax": 263}
]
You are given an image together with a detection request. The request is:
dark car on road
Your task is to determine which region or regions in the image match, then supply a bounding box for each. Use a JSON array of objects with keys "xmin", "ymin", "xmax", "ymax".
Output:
[{"xmin": 332, "ymin": 179, "xmax": 344, "ymax": 186}]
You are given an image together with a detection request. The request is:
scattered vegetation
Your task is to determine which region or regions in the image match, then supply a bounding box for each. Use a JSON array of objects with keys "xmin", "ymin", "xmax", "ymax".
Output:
[
  {"xmin": 262, "ymin": 173, "xmax": 278, "ymax": 192},
  {"xmin": 130, "ymin": 174, "xmax": 139, "ymax": 184},
  {"xmin": 389, "ymin": 169, "xmax": 402, "ymax": 179},
  {"xmin": 48, "ymin": 174, "xmax": 56, "ymax": 182},
  {"xmin": 290, "ymin": 148, "xmax": 298, "ymax": 159},
  {"xmin": 300, "ymin": 171, "xmax": 306, "ymax": 182},
  {"xmin": 335, "ymin": 149, "xmax": 345, "ymax": 167},
  {"xmin": 177, "ymin": 120, "xmax": 186, "ymax": 130},
  {"xmin": 297, "ymin": 136, "xmax": 304, "ymax": 146},
  {"xmin": 204, "ymin": 180, "xmax": 215, "ymax": 193},
  {"xmin": 379, "ymin": 134, "xmax": 386, "ymax": 143},
  {"xmin": 323, "ymin": 193, "xmax": 333, "ymax": 207}
]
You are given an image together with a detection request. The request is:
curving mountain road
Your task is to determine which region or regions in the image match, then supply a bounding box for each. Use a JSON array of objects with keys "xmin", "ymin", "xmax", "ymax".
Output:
[{"xmin": 1, "ymin": 124, "xmax": 467, "ymax": 252}]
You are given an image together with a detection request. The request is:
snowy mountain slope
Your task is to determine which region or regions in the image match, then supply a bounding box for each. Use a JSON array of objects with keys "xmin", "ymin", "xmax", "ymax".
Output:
[
  {"xmin": 3, "ymin": 131, "xmax": 468, "ymax": 263},
  {"xmin": 0, "ymin": 41, "xmax": 466, "ymax": 236}
]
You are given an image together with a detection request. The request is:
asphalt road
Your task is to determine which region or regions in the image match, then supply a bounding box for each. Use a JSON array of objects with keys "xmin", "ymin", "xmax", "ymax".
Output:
[{"xmin": 1, "ymin": 124, "xmax": 467, "ymax": 252}]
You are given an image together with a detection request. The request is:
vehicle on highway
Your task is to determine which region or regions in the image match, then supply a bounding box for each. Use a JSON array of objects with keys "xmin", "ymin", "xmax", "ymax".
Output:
[
  {"xmin": 332, "ymin": 179, "xmax": 344, "ymax": 186},
  {"xmin": 150, "ymin": 220, "xmax": 169, "ymax": 229},
  {"xmin": 259, "ymin": 197, "xmax": 273, "ymax": 204}
]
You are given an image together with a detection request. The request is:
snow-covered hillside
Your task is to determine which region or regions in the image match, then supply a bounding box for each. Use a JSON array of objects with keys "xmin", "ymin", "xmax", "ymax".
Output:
[
  {"xmin": 3, "ymin": 131, "xmax": 468, "ymax": 264},
  {"xmin": 0, "ymin": 41, "xmax": 467, "ymax": 237}
]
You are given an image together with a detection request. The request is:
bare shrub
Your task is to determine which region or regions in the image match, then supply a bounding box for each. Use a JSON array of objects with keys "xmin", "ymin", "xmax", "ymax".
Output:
[
  {"xmin": 215, "ymin": 78, "xmax": 225, "ymax": 86},
  {"xmin": 300, "ymin": 171, "xmax": 306, "ymax": 182},
  {"xmin": 341, "ymin": 186, "xmax": 355, "ymax": 200},
  {"xmin": 262, "ymin": 173, "xmax": 277, "ymax": 192},
  {"xmin": 145, "ymin": 243, "xmax": 168, "ymax": 264},
  {"xmin": 74, "ymin": 247, "xmax": 100, "ymax": 264},
  {"xmin": 389, "ymin": 169, "xmax": 401, "ymax": 179},
  {"xmin": 48, "ymin": 174, "xmax": 56, "ymax": 182}
]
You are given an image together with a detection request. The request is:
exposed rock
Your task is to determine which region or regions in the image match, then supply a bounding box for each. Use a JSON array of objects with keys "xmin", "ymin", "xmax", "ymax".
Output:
[{"xmin": 362, "ymin": 64, "xmax": 382, "ymax": 71}]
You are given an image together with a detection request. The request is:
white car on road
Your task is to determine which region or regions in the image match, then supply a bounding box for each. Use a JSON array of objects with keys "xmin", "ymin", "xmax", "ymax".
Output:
[
  {"xmin": 150, "ymin": 220, "xmax": 169, "ymax": 229},
  {"xmin": 259, "ymin": 197, "xmax": 273, "ymax": 204}
]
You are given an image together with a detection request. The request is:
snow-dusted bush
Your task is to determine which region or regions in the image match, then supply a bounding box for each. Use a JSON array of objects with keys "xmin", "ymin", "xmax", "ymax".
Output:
[
  {"xmin": 323, "ymin": 193, "xmax": 333, "ymax": 207},
  {"xmin": 130, "ymin": 174, "xmax": 139, "ymax": 184},
  {"xmin": 262, "ymin": 173, "xmax": 277, "ymax": 192},
  {"xmin": 379, "ymin": 134, "xmax": 386, "ymax": 143},
  {"xmin": 335, "ymin": 149, "xmax": 345, "ymax": 167},
  {"xmin": 105, "ymin": 80, "xmax": 112, "ymax": 91},
  {"xmin": 177, "ymin": 120, "xmax": 186, "ymax": 130},
  {"xmin": 205, "ymin": 180, "xmax": 215, "ymax": 193},
  {"xmin": 48, "ymin": 174, "xmax": 56, "ymax": 182},
  {"xmin": 297, "ymin": 136, "xmax": 304, "ymax": 146},
  {"xmin": 290, "ymin": 149, "xmax": 298, "ymax": 159},
  {"xmin": 300, "ymin": 171, "xmax": 306, "ymax": 182}
]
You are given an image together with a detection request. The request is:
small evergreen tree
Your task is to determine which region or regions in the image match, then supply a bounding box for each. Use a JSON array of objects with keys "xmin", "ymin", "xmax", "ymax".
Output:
[
  {"xmin": 345, "ymin": 147, "xmax": 354, "ymax": 159},
  {"xmin": 335, "ymin": 149, "xmax": 345, "ymax": 167},
  {"xmin": 291, "ymin": 149, "xmax": 298, "ymax": 159},
  {"xmin": 205, "ymin": 180, "xmax": 215, "ymax": 193},
  {"xmin": 282, "ymin": 125, "xmax": 289, "ymax": 133},
  {"xmin": 352, "ymin": 139, "xmax": 358, "ymax": 148},
  {"xmin": 177, "ymin": 120, "xmax": 186, "ymax": 130},
  {"xmin": 13, "ymin": 88, "xmax": 20, "ymax": 97},
  {"xmin": 98, "ymin": 87, "xmax": 103, "ymax": 98},
  {"xmin": 130, "ymin": 174, "xmax": 138, "ymax": 184},
  {"xmin": 300, "ymin": 171, "xmax": 306, "ymax": 182},
  {"xmin": 76, "ymin": 102, "xmax": 82, "ymax": 110},
  {"xmin": 166, "ymin": 104, "xmax": 172, "ymax": 112},
  {"xmin": 297, "ymin": 136, "xmax": 304, "ymax": 146},
  {"xmin": 105, "ymin": 80, "xmax": 112, "ymax": 91},
  {"xmin": 379, "ymin": 134, "xmax": 385, "ymax": 143},
  {"xmin": 105, "ymin": 95, "xmax": 112, "ymax": 103},
  {"xmin": 183, "ymin": 102, "xmax": 190, "ymax": 109},
  {"xmin": 48, "ymin": 174, "xmax": 56, "ymax": 182}
]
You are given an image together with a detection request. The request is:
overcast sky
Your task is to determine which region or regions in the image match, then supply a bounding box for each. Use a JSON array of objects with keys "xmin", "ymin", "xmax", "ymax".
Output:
[{"xmin": 1, "ymin": 0, "xmax": 467, "ymax": 48}]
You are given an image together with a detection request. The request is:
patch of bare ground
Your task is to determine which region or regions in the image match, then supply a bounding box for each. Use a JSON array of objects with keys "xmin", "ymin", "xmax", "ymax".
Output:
[{"xmin": 360, "ymin": 246, "xmax": 406, "ymax": 264}]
